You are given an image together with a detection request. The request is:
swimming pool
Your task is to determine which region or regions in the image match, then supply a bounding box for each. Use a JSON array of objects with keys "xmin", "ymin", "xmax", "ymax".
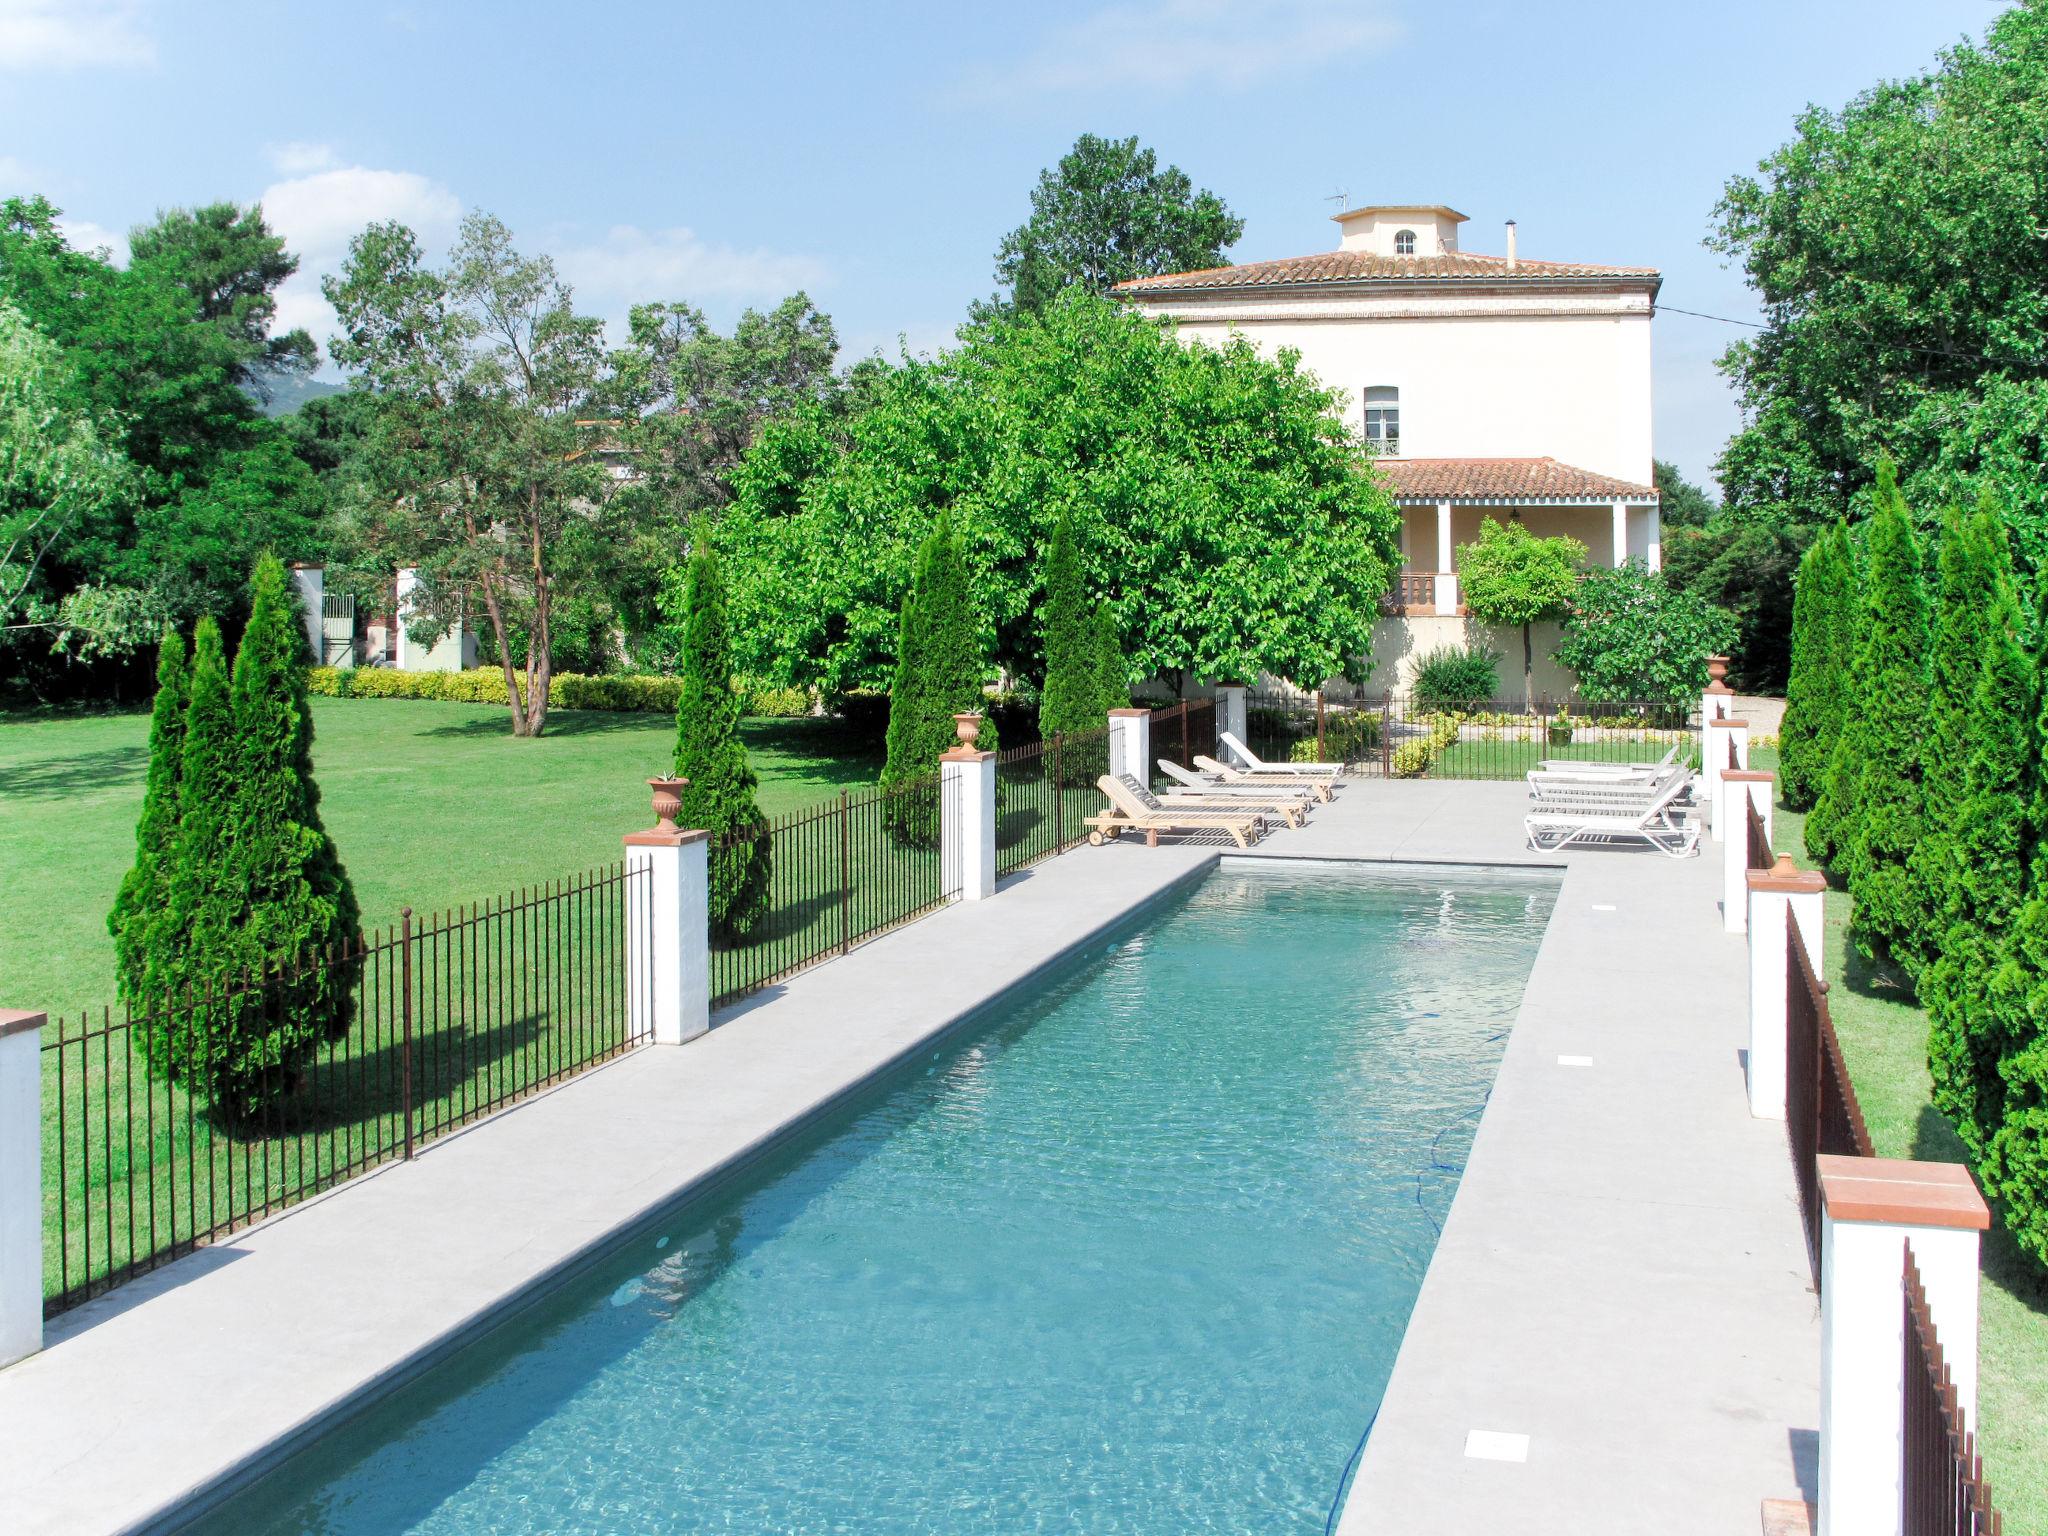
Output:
[{"xmin": 199, "ymin": 859, "xmax": 1558, "ymax": 1534}]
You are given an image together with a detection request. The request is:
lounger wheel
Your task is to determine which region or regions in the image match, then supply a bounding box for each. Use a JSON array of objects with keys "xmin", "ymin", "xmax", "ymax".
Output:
[{"xmin": 1088, "ymin": 828, "xmax": 1106, "ymax": 846}]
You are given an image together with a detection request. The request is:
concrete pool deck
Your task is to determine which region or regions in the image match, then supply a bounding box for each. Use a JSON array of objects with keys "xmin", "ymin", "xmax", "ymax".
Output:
[{"xmin": 0, "ymin": 779, "xmax": 1817, "ymax": 1533}]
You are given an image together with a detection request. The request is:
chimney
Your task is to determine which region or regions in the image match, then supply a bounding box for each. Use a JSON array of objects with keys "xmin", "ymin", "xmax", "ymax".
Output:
[{"xmin": 1505, "ymin": 219, "xmax": 1518, "ymax": 271}]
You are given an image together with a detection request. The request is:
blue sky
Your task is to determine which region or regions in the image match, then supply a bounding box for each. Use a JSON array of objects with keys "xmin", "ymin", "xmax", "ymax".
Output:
[{"xmin": 0, "ymin": 0, "xmax": 1999, "ymax": 491}]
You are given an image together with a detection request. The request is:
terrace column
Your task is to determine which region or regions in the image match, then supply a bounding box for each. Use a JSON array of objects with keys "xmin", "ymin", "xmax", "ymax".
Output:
[
  {"xmin": 1720, "ymin": 768, "xmax": 1775, "ymax": 934},
  {"xmin": 1611, "ymin": 499, "xmax": 1628, "ymax": 567},
  {"xmin": 1747, "ymin": 854, "xmax": 1824, "ymax": 1119},
  {"xmin": 1109, "ymin": 706, "xmax": 1153, "ymax": 778},
  {"xmin": 288, "ymin": 562, "xmax": 324, "ymax": 663},
  {"xmin": 623, "ymin": 779, "xmax": 710, "ymax": 1046},
  {"xmin": 941, "ymin": 714, "xmax": 996, "ymax": 901},
  {"xmin": 0, "ymin": 1010, "xmax": 43, "ymax": 1367},
  {"xmin": 1434, "ymin": 500, "xmax": 1459, "ymax": 615},
  {"xmin": 1704, "ymin": 717, "xmax": 1748, "ymax": 842},
  {"xmin": 1213, "ymin": 684, "xmax": 1248, "ymax": 755},
  {"xmin": 1816, "ymin": 1157, "xmax": 1988, "ymax": 1536}
]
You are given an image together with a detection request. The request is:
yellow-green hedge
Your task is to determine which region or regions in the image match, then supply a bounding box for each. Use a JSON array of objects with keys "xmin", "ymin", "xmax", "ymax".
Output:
[{"xmin": 307, "ymin": 666, "xmax": 810, "ymax": 718}]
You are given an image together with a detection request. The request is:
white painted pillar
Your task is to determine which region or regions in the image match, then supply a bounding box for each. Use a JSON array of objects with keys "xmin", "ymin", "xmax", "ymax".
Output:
[
  {"xmin": 1720, "ymin": 769, "xmax": 1774, "ymax": 933},
  {"xmin": 0, "ymin": 1010, "xmax": 43, "ymax": 1368},
  {"xmin": 1434, "ymin": 500, "xmax": 1459, "ymax": 615},
  {"xmin": 1109, "ymin": 707, "xmax": 1153, "ymax": 778},
  {"xmin": 624, "ymin": 782, "xmax": 710, "ymax": 1045},
  {"xmin": 1646, "ymin": 505, "xmax": 1663, "ymax": 573},
  {"xmin": 394, "ymin": 566, "xmax": 422, "ymax": 672},
  {"xmin": 1817, "ymin": 1156, "xmax": 1988, "ymax": 1536},
  {"xmin": 941, "ymin": 714, "xmax": 996, "ymax": 901},
  {"xmin": 288, "ymin": 563, "xmax": 324, "ymax": 663},
  {"xmin": 1746, "ymin": 856, "xmax": 1824, "ymax": 1120},
  {"xmin": 1611, "ymin": 499, "xmax": 1628, "ymax": 567},
  {"xmin": 1214, "ymin": 685, "xmax": 1248, "ymax": 756},
  {"xmin": 1704, "ymin": 718, "xmax": 1748, "ymax": 842}
]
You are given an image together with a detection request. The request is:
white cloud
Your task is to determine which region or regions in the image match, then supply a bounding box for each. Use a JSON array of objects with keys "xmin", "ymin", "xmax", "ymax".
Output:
[
  {"xmin": 257, "ymin": 164, "xmax": 461, "ymax": 355},
  {"xmin": 952, "ymin": 0, "xmax": 1399, "ymax": 100},
  {"xmin": 0, "ymin": 0, "xmax": 154, "ymax": 71},
  {"xmin": 56, "ymin": 216, "xmax": 127, "ymax": 264},
  {"xmin": 266, "ymin": 141, "xmax": 340, "ymax": 176},
  {"xmin": 556, "ymin": 225, "xmax": 831, "ymax": 316}
]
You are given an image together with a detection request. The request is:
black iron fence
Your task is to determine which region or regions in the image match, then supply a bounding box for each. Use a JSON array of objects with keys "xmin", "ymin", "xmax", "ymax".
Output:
[
  {"xmin": 1786, "ymin": 906, "xmax": 1875, "ymax": 1283},
  {"xmin": 43, "ymin": 861, "xmax": 650, "ymax": 1314},
  {"xmin": 1147, "ymin": 698, "xmax": 1217, "ymax": 786},
  {"xmin": 996, "ymin": 727, "xmax": 1109, "ymax": 876},
  {"xmin": 1747, "ymin": 797, "xmax": 1775, "ymax": 873},
  {"xmin": 1903, "ymin": 1244, "xmax": 2004, "ymax": 1534},
  {"xmin": 709, "ymin": 771, "xmax": 961, "ymax": 1010}
]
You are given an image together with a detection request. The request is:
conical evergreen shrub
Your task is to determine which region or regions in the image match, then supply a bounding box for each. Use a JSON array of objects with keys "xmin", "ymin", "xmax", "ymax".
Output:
[
  {"xmin": 1093, "ymin": 607, "xmax": 1128, "ymax": 714},
  {"xmin": 1981, "ymin": 1025, "xmax": 2048, "ymax": 1269},
  {"xmin": 1805, "ymin": 522, "xmax": 1867, "ymax": 871},
  {"xmin": 881, "ymin": 511, "xmax": 998, "ymax": 846},
  {"xmin": 1900, "ymin": 503, "xmax": 1992, "ymax": 979},
  {"xmin": 1780, "ymin": 523, "xmax": 1848, "ymax": 810},
  {"xmin": 1843, "ymin": 465, "xmax": 1931, "ymax": 968},
  {"xmin": 1038, "ymin": 511, "xmax": 1120, "ymax": 785},
  {"xmin": 110, "ymin": 628, "xmax": 188, "ymax": 1003},
  {"xmin": 672, "ymin": 540, "xmax": 770, "ymax": 939},
  {"xmin": 1926, "ymin": 512, "xmax": 2033, "ymax": 1152}
]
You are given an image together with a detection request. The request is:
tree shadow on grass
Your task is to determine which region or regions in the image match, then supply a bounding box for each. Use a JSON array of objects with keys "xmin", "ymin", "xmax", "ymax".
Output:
[
  {"xmin": 0, "ymin": 745, "xmax": 147, "ymax": 801},
  {"xmin": 1910, "ymin": 1103, "xmax": 2048, "ymax": 1323},
  {"xmin": 414, "ymin": 709, "xmax": 674, "ymax": 741},
  {"xmin": 1840, "ymin": 928, "xmax": 1915, "ymax": 1005}
]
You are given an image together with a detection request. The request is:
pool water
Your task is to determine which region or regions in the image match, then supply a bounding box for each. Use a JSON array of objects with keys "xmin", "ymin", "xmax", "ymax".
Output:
[{"xmin": 204, "ymin": 860, "xmax": 1557, "ymax": 1535}]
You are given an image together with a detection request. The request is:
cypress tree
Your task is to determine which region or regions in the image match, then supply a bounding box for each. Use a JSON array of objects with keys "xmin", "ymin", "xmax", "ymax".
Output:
[
  {"xmin": 1900, "ymin": 504, "xmax": 1991, "ymax": 978},
  {"xmin": 218, "ymin": 552, "xmax": 361, "ymax": 1118},
  {"xmin": 1925, "ymin": 510, "xmax": 2033, "ymax": 1152},
  {"xmin": 140, "ymin": 615, "xmax": 238, "ymax": 1086},
  {"xmin": 1038, "ymin": 511, "xmax": 1096, "ymax": 741},
  {"xmin": 671, "ymin": 539, "xmax": 770, "ymax": 938},
  {"xmin": 881, "ymin": 511, "xmax": 998, "ymax": 844},
  {"xmin": 1780, "ymin": 523, "xmax": 1846, "ymax": 810},
  {"xmin": 1843, "ymin": 464, "xmax": 1931, "ymax": 968},
  {"xmin": 1806, "ymin": 521, "xmax": 1868, "ymax": 870},
  {"xmin": 110, "ymin": 628, "xmax": 188, "ymax": 1003}
]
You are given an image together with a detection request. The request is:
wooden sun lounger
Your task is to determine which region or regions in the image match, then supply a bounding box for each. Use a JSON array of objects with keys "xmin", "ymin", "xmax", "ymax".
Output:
[
  {"xmin": 1524, "ymin": 774, "xmax": 1699, "ymax": 858},
  {"xmin": 1084, "ymin": 775, "xmax": 1266, "ymax": 849},
  {"xmin": 1140, "ymin": 769, "xmax": 1306, "ymax": 827},
  {"xmin": 1192, "ymin": 754, "xmax": 1336, "ymax": 802},
  {"xmin": 1219, "ymin": 730, "xmax": 1344, "ymax": 778},
  {"xmin": 1157, "ymin": 759, "xmax": 1314, "ymax": 817}
]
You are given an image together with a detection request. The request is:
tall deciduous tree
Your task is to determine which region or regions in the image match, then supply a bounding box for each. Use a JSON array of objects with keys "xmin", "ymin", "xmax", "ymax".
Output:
[
  {"xmin": 325, "ymin": 213, "xmax": 619, "ymax": 737},
  {"xmin": 1552, "ymin": 560, "xmax": 1735, "ymax": 704},
  {"xmin": 128, "ymin": 201, "xmax": 317, "ymax": 394},
  {"xmin": 1778, "ymin": 521, "xmax": 1851, "ymax": 810},
  {"xmin": 109, "ymin": 628, "xmax": 188, "ymax": 1000},
  {"xmin": 1841, "ymin": 466, "xmax": 1930, "ymax": 968},
  {"xmin": 671, "ymin": 540, "xmax": 770, "ymax": 938},
  {"xmin": 988, "ymin": 134, "xmax": 1243, "ymax": 314},
  {"xmin": 1455, "ymin": 520, "xmax": 1584, "ymax": 711}
]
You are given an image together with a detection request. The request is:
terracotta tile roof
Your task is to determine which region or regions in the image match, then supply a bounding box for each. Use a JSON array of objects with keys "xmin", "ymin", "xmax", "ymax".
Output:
[
  {"xmin": 1375, "ymin": 457, "xmax": 1658, "ymax": 503},
  {"xmin": 1115, "ymin": 249, "xmax": 1659, "ymax": 294}
]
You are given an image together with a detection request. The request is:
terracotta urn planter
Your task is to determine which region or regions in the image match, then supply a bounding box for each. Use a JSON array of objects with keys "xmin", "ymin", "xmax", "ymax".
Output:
[
  {"xmin": 1706, "ymin": 655, "xmax": 1730, "ymax": 690},
  {"xmin": 647, "ymin": 776, "xmax": 688, "ymax": 832},
  {"xmin": 953, "ymin": 712, "xmax": 983, "ymax": 748}
]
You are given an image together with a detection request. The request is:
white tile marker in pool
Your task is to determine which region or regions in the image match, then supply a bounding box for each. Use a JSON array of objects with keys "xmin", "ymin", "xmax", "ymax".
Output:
[
  {"xmin": 1556, "ymin": 1055, "xmax": 1594, "ymax": 1068},
  {"xmin": 1590, "ymin": 903, "xmax": 1617, "ymax": 912},
  {"xmin": 1463, "ymin": 1430, "xmax": 1531, "ymax": 1463}
]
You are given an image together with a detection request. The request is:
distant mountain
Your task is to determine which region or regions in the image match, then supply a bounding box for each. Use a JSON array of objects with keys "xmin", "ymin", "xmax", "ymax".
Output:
[{"xmin": 246, "ymin": 372, "xmax": 346, "ymax": 418}]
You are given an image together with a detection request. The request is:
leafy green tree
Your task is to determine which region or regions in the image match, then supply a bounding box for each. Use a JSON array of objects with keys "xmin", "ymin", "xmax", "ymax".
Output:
[
  {"xmin": 109, "ymin": 628, "xmax": 188, "ymax": 1000},
  {"xmin": 1926, "ymin": 514, "xmax": 2032, "ymax": 1152},
  {"xmin": 670, "ymin": 540, "xmax": 770, "ymax": 938},
  {"xmin": 1778, "ymin": 521, "xmax": 1851, "ymax": 809},
  {"xmin": 326, "ymin": 213, "xmax": 621, "ymax": 736},
  {"xmin": 1660, "ymin": 516, "xmax": 1807, "ymax": 694},
  {"xmin": 1553, "ymin": 559, "xmax": 1736, "ymax": 703},
  {"xmin": 1652, "ymin": 460, "xmax": 1716, "ymax": 529},
  {"xmin": 1842, "ymin": 468, "xmax": 1931, "ymax": 968},
  {"xmin": 718, "ymin": 291, "xmax": 1400, "ymax": 696},
  {"xmin": 1092, "ymin": 606, "xmax": 1128, "ymax": 716},
  {"xmin": 881, "ymin": 512, "xmax": 998, "ymax": 844},
  {"xmin": 1902, "ymin": 501, "xmax": 1995, "ymax": 978},
  {"xmin": 139, "ymin": 435, "xmax": 326, "ymax": 620},
  {"xmin": 1806, "ymin": 526, "xmax": 1867, "ymax": 869},
  {"xmin": 987, "ymin": 134, "xmax": 1243, "ymax": 315},
  {"xmin": 128, "ymin": 201, "xmax": 316, "ymax": 395},
  {"xmin": 1038, "ymin": 511, "xmax": 1123, "ymax": 781},
  {"xmin": 1455, "ymin": 520, "xmax": 1585, "ymax": 710}
]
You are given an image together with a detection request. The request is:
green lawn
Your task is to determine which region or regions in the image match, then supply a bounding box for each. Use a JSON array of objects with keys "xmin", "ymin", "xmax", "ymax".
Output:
[
  {"xmin": 0, "ymin": 695, "xmax": 886, "ymax": 1021},
  {"xmin": 1754, "ymin": 746, "xmax": 2048, "ymax": 1526},
  {"xmin": 1426, "ymin": 729, "xmax": 1698, "ymax": 781}
]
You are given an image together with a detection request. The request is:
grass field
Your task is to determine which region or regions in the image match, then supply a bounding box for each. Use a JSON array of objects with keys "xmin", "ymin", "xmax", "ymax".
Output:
[{"xmin": 1754, "ymin": 746, "xmax": 2048, "ymax": 1526}]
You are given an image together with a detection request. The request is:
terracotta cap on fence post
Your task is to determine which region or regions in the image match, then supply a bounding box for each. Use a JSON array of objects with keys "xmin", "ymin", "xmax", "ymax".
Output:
[
  {"xmin": 1705, "ymin": 655, "xmax": 1733, "ymax": 696},
  {"xmin": 622, "ymin": 778, "xmax": 709, "ymax": 1047},
  {"xmin": 940, "ymin": 712, "xmax": 994, "ymax": 764},
  {"xmin": 1747, "ymin": 852, "xmax": 1824, "ymax": 895}
]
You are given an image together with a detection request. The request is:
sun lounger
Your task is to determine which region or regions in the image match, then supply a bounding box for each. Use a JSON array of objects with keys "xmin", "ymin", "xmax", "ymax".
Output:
[
  {"xmin": 1527, "ymin": 762, "xmax": 1691, "ymax": 805},
  {"xmin": 1533, "ymin": 744, "xmax": 1681, "ymax": 778},
  {"xmin": 1218, "ymin": 730, "xmax": 1343, "ymax": 779},
  {"xmin": 1192, "ymin": 755, "xmax": 1337, "ymax": 803},
  {"xmin": 1085, "ymin": 775, "xmax": 1266, "ymax": 848},
  {"xmin": 1158, "ymin": 759, "xmax": 1314, "ymax": 811},
  {"xmin": 1524, "ymin": 773, "xmax": 1700, "ymax": 857},
  {"xmin": 1146, "ymin": 765, "xmax": 1307, "ymax": 826}
]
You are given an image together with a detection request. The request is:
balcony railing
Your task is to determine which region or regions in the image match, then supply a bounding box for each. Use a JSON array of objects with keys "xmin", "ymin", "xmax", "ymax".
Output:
[{"xmin": 1385, "ymin": 569, "xmax": 1436, "ymax": 614}]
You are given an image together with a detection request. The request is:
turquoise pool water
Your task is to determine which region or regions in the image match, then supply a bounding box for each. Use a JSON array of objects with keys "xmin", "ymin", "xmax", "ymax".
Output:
[{"xmin": 203, "ymin": 860, "xmax": 1557, "ymax": 1534}]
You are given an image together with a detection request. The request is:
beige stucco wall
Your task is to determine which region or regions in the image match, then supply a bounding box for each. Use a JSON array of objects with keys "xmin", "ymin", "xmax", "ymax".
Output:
[
  {"xmin": 1398, "ymin": 504, "xmax": 1635, "ymax": 569},
  {"xmin": 1365, "ymin": 615, "xmax": 1577, "ymax": 701}
]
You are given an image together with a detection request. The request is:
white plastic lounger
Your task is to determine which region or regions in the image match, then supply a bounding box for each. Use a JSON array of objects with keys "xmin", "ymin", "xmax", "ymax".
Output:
[
  {"xmin": 1527, "ymin": 760, "xmax": 1691, "ymax": 800},
  {"xmin": 1524, "ymin": 774, "xmax": 1700, "ymax": 857},
  {"xmin": 1150, "ymin": 763, "xmax": 1308, "ymax": 825},
  {"xmin": 1533, "ymin": 744, "xmax": 1680, "ymax": 778},
  {"xmin": 1192, "ymin": 754, "xmax": 1336, "ymax": 803},
  {"xmin": 1218, "ymin": 730, "xmax": 1343, "ymax": 779}
]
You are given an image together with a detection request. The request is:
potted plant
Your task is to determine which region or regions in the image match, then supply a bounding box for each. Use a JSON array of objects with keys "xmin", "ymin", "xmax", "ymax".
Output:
[{"xmin": 1546, "ymin": 712, "xmax": 1576, "ymax": 747}]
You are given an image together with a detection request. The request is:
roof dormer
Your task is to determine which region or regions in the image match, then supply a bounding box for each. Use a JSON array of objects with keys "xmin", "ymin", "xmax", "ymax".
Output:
[{"xmin": 1332, "ymin": 204, "xmax": 1468, "ymax": 257}]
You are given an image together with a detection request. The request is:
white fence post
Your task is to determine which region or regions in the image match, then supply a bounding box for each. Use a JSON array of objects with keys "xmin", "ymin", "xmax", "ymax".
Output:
[
  {"xmin": 288, "ymin": 563, "xmax": 324, "ymax": 662},
  {"xmin": 1705, "ymin": 717, "xmax": 1749, "ymax": 842},
  {"xmin": 1720, "ymin": 768, "xmax": 1774, "ymax": 933},
  {"xmin": 1746, "ymin": 854, "xmax": 1824, "ymax": 1119},
  {"xmin": 624, "ymin": 779, "xmax": 710, "ymax": 1046},
  {"xmin": 941, "ymin": 713, "xmax": 996, "ymax": 901},
  {"xmin": 1214, "ymin": 684, "xmax": 1248, "ymax": 760},
  {"xmin": 1816, "ymin": 1156, "xmax": 1987, "ymax": 1536},
  {"xmin": 0, "ymin": 1010, "xmax": 42, "ymax": 1368},
  {"xmin": 1108, "ymin": 707, "xmax": 1151, "ymax": 783}
]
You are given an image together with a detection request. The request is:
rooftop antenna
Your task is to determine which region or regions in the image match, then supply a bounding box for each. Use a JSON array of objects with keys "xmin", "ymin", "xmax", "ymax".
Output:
[{"xmin": 1326, "ymin": 187, "xmax": 1349, "ymax": 212}]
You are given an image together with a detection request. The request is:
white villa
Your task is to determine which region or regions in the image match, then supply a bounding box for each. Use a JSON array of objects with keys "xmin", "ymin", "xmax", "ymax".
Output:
[{"xmin": 1117, "ymin": 203, "xmax": 1662, "ymax": 696}]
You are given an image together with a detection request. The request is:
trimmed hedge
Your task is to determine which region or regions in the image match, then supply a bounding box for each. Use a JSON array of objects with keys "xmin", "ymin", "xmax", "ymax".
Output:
[{"xmin": 307, "ymin": 665, "xmax": 810, "ymax": 718}]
